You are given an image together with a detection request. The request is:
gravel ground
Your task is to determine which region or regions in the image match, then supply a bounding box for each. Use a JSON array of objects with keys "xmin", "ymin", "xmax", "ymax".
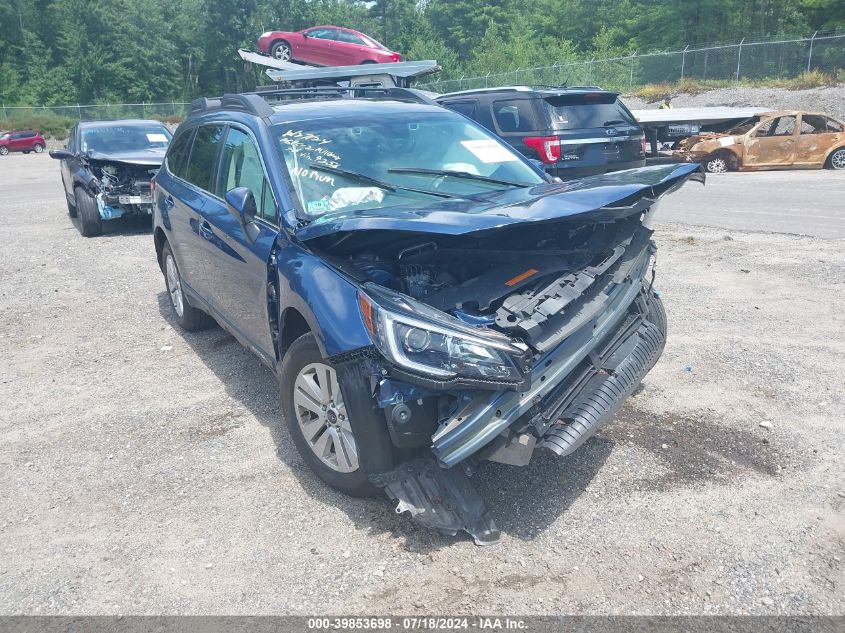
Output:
[
  {"xmin": 623, "ymin": 84, "xmax": 845, "ymax": 120},
  {"xmin": 1, "ymin": 153, "xmax": 843, "ymax": 615}
]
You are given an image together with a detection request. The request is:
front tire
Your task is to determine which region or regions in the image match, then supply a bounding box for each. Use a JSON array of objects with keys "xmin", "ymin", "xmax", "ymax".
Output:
[
  {"xmin": 704, "ymin": 151, "xmax": 733, "ymax": 173},
  {"xmin": 280, "ymin": 333, "xmax": 396, "ymax": 497},
  {"xmin": 828, "ymin": 148, "xmax": 845, "ymax": 170},
  {"xmin": 74, "ymin": 187, "xmax": 102, "ymax": 237},
  {"xmin": 33, "ymin": 143, "xmax": 44, "ymax": 153},
  {"xmin": 270, "ymin": 40, "xmax": 292, "ymax": 62},
  {"xmin": 161, "ymin": 242, "xmax": 213, "ymax": 332}
]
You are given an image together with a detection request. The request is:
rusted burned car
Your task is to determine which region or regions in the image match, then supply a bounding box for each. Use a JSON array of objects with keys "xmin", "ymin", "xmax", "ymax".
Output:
[{"xmin": 675, "ymin": 111, "xmax": 845, "ymax": 173}]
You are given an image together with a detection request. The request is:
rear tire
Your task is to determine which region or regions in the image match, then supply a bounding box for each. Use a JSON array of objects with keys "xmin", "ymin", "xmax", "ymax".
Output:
[
  {"xmin": 828, "ymin": 148, "xmax": 845, "ymax": 170},
  {"xmin": 161, "ymin": 241, "xmax": 213, "ymax": 332},
  {"xmin": 0, "ymin": 146, "xmax": 9, "ymax": 156},
  {"xmin": 74, "ymin": 187, "xmax": 102, "ymax": 237},
  {"xmin": 280, "ymin": 333, "xmax": 396, "ymax": 497}
]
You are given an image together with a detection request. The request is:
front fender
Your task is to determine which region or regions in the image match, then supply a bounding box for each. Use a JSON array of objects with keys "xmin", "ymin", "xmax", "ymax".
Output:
[{"xmin": 275, "ymin": 239, "xmax": 372, "ymax": 358}]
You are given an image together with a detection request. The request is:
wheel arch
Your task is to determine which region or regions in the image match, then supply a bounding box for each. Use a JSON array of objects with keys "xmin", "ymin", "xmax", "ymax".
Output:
[
  {"xmin": 823, "ymin": 143, "xmax": 845, "ymax": 168},
  {"xmin": 154, "ymin": 226, "xmax": 168, "ymax": 272}
]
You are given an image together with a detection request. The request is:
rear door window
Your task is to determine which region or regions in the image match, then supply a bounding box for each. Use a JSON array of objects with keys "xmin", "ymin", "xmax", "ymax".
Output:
[
  {"xmin": 443, "ymin": 100, "xmax": 479, "ymax": 120},
  {"xmin": 184, "ymin": 124, "xmax": 226, "ymax": 192},
  {"xmin": 545, "ymin": 93, "xmax": 637, "ymax": 130},
  {"xmin": 492, "ymin": 99, "xmax": 538, "ymax": 133},
  {"xmin": 337, "ymin": 31, "xmax": 365, "ymax": 45}
]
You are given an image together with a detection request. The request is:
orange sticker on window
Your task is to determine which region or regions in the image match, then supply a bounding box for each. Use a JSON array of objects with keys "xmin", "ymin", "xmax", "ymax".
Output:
[{"xmin": 505, "ymin": 268, "xmax": 539, "ymax": 286}]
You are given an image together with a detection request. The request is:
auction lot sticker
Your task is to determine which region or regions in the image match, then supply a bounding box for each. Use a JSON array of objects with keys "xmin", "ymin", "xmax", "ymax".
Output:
[{"xmin": 460, "ymin": 139, "xmax": 519, "ymax": 163}]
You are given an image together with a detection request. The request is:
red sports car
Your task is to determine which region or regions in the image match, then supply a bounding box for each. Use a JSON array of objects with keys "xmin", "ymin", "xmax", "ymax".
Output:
[{"xmin": 257, "ymin": 26, "xmax": 402, "ymax": 67}]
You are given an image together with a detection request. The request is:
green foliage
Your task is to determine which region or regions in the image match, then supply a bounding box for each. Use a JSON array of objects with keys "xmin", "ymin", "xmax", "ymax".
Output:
[
  {"xmin": 0, "ymin": 113, "xmax": 77, "ymax": 139},
  {"xmin": 0, "ymin": 0, "xmax": 839, "ymax": 111}
]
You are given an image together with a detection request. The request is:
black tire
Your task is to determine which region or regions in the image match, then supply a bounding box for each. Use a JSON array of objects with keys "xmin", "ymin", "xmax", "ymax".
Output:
[
  {"xmin": 270, "ymin": 40, "xmax": 292, "ymax": 62},
  {"xmin": 280, "ymin": 333, "xmax": 396, "ymax": 497},
  {"xmin": 646, "ymin": 290, "xmax": 667, "ymax": 337},
  {"xmin": 33, "ymin": 143, "xmax": 44, "ymax": 153},
  {"xmin": 0, "ymin": 146, "xmax": 8, "ymax": 156},
  {"xmin": 827, "ymin": 148, "xmax": 845, "ymax": 170},
  {"xmin": 66, "ymin": 196, "xmax": 78, "ymax": 218},
  {"xmin": 74, "ymin": 187, "xmax": 103, "ymax": 237},
  {"xmin": 23, "ymin": 150, "xmax": 30, "ymax": 154},
  {"xmin": 360, "ymin": 60, "xmax": 377, "ymax": 64},
  {"xmin": 161, "ymin": 241, "xmax": 213, "ymax": 332}
]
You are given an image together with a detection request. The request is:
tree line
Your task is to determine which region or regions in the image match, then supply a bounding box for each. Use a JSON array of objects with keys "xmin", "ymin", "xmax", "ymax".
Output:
[{"xmin": 0, "ymin": 0, "xmax": 842, "ymax": 106}]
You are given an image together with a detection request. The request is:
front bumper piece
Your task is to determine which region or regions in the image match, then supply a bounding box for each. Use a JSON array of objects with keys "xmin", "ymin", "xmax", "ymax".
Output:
[{"xmin": 370, "ymin": 289, "xmax": 666, "ymax": 546}]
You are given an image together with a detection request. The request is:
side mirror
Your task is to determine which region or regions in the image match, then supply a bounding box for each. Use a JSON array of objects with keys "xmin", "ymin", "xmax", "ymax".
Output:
[
  {"xmin": 225, "ymin": 187, "xmax": 260, "ymax": 241},
  {"xmin": 49, "ymin": 149, "xmax": 74, "ymax": 160}
]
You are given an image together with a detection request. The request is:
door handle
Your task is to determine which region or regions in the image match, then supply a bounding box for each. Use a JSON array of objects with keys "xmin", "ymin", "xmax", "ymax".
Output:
[
  {"xmin": 164, "ymin": 195, "xmax": 175, "ymax": 209},
  {"xmin": 199, "ymin": 221, "xmax": 214, "ymax": 241}
]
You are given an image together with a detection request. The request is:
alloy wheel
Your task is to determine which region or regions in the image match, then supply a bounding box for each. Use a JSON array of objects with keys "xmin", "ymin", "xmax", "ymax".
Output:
[
  {"xmin": 293, "ymin": 362, "xmax": 359, "ymax": 473},
  {"xmin": 165, "ymin": 253, "xmax": 184, "ymax": 318},
  {"xmin": 830, "ymin": 149, "xmax": 845, "ymax": 170},
  {"xmin": 0, "ymin": 147, "xmax": 8, "ymax": 155},
  {"xmin": 273, "ymin": 44, "xmax": 292, "ymax": 61},
  {"xmin": 34, "ymin": 144, "xmax": 43, "ymax": 153},
  {"xmin": 706, "ymin": 157, "xmax": 728, "ymax": 173}
]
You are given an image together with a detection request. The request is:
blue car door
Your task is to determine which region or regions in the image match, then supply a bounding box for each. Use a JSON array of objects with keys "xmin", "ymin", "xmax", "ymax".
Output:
[
  {"xmin": 168, "ymin": 124, "xmax": 227, "ymax": 303},
  {"xmin": 200, "ymin": 125, "xmax": 280, "ymax": 364}
]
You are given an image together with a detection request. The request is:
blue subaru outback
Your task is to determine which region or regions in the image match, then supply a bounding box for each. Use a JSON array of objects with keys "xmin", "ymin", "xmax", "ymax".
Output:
[{"xmin": 152, "ymin": 88, "xmax": 701, "ymax": 544}]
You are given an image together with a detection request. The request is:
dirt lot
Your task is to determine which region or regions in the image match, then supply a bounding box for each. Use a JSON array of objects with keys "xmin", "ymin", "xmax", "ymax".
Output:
[{"xmin": 1, "ymin": 153, "xmax": 843, "ymax": 615}]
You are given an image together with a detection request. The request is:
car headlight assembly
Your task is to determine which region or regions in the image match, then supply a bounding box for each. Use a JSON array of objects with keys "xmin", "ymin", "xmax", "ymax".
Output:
[{"xmin": 358, "ymin": 284, "xmax": 526, "ymax": 384}]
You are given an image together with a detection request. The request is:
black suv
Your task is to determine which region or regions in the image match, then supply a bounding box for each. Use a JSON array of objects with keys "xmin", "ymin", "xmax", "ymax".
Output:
[{"xmin": 437, "ymin": 86, "xmax": 647, "ymax": 178}]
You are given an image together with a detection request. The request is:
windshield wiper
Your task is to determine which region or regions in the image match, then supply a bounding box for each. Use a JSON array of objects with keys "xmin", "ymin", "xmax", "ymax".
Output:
[
  {"xmin": 603, "ymin": 119, "xmax": 627, "ymax": 127},
  {"xmin": 308, "ymin": 164, "xmax": 457, "ymax": 199},
  {"xmin": 388, "ymin": 167, "xmax": 530, "ymax": 188}
]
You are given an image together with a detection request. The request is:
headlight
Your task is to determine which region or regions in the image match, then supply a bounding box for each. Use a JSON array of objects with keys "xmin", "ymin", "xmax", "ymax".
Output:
[{"xmin": 358, "ymin": 284, "xmax": 525, "ymax": 383}]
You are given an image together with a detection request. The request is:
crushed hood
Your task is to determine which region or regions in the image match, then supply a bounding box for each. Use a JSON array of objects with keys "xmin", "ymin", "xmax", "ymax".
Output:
[
  {"xmin": 85, "ymin": 148, "xmax": 166, "ymax": 167},
  {"xmin": 295, "ymin": 163, "xmax": 703, "ymax": 241}
]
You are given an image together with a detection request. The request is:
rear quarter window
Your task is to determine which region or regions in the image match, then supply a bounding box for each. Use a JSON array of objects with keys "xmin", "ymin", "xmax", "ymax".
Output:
[
  {"xmin": 166, "ymin": 127, "xmax": 195, "ymax": 179},
  {"xmin": 492, "ymin": 99, "xmax": 539, "ymax": 133}
]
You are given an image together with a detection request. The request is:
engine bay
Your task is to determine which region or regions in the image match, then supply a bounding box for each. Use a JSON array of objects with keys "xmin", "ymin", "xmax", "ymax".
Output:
[
  {"xmin": 326, "ymin": 214, "xmax": 649, "ymax": 352},
  {"xmin": 89, "ymin": 160, "xmax": 156, "ymax": 218}
]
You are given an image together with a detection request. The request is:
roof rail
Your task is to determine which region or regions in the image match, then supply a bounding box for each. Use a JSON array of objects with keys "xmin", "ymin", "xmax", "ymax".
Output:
[
  {"xmin": 188, "ymin": 93, "xmax": 275, "ymax": 118},
  {"xmin": 186, "ymin": 86, "xmax": 438, "ymax": 120},
  {"xmin": 250, "ymin": 85, "xmax": 437, "ymax": 106}
]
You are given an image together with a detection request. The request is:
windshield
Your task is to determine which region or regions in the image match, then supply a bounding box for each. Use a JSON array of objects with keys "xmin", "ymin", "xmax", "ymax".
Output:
[
  {"xmin": 275, "ymin": 111, "xmax": 543, "ymax": 218},
  {"xmin": 545, "ymin": 94, "xmax": 638, "ymax": 130},
  {"xmin": 80, "ymin": 124, "xmax": 172, "ymax": 153}
]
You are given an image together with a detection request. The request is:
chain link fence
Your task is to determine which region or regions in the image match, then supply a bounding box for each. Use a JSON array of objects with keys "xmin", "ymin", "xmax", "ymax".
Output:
[
  {"xmin": 0, "ymin": 102, "xmax": 189, "ymax": 124},
  {"xmin": 421, "ymin": 31, "xmax": 845, "ymax": 93},
  {"xmin": 2, "ymin": 32, "xmax": 843, "ymax": 123}
]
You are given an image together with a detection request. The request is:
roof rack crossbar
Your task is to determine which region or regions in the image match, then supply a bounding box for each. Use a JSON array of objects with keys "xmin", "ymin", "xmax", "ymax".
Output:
[
  {"xmin": 189, "ymin": 93, "xmax": 275, "ymax": 118},
  {"xmin": 247, "ymin": 85, "xmax": 437, "ymax": 106}
]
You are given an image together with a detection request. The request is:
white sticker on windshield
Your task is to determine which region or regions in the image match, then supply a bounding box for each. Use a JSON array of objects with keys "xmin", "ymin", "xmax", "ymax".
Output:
[
  {"xmin": 146, "ymin": 133, "xmax": 168, "ymax": 143},
  {"xmin": 460, "ymin": 139, "xmax": 518, "ymax": 163}
]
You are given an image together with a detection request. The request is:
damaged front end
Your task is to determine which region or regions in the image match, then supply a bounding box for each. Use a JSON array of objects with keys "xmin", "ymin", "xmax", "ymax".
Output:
[
  {"xmin": 83, "ymin": 152, "xmax": 161, "ymax": 220},
  {"xmin": 308, "ymin": 164, "xmax": 702, "ymax": 544}
]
